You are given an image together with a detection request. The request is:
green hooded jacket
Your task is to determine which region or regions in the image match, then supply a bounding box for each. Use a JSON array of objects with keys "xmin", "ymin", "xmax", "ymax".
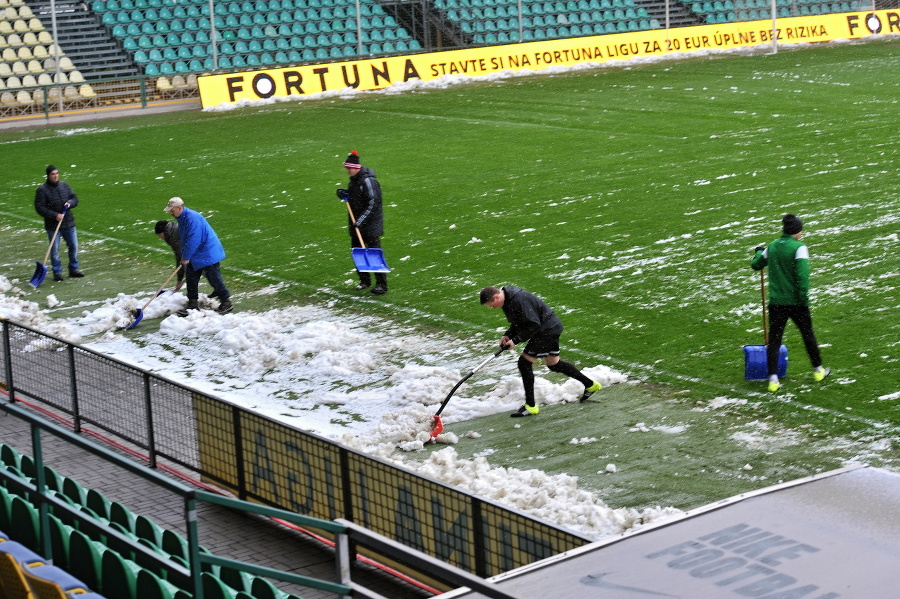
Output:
[{"xmin": 751, "ymin": 234, "xmax": 810, "ymax": 306}]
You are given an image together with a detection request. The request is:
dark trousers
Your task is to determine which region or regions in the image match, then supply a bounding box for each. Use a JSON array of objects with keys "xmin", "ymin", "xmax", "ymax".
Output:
[
  {"xmin": 351, "ymin": 234, "xmax": 387, "ymax": 288},
  {"xmin": 767, "ymin": 304, "xmax": 822, "ymax": 375},
  {"xmin": 185, "ymin": 262, "xmax": 229, "ymax": 302}
]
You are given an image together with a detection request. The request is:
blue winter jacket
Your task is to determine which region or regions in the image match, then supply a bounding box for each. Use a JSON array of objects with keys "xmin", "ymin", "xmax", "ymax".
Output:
[{"xmin": 176, "ymin": 207, "xmax": 226, "ymax": 270}]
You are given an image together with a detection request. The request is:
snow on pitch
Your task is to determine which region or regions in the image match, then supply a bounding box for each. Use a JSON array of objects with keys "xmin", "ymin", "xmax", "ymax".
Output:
[{"xmin": 0, "ymin": 275, "xmax": 680, "ymax": 537}]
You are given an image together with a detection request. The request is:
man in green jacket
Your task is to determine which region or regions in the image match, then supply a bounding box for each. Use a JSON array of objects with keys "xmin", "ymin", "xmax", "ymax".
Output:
[{"xmin": 751, "ymin": 214, "xmax": 830, "ymax": 392}]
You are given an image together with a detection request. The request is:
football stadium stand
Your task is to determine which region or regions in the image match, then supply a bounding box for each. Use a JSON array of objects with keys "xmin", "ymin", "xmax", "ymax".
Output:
[{"xmin": 0, "ymin": 0, "xmax": 886, "ymax": 125}]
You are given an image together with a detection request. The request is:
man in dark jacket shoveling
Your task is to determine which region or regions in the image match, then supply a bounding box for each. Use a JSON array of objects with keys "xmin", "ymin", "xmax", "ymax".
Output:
[
  {"xmin": 155, "ymin": 220, "xmax": 185, "ymax": 291},
  {"xmin": 337, "ymin": 150, "xmax": 387, "ymax": 295},
  {"xmin": 481, "ymin": 285, "xmax": 601, "ymax": 417},
  {"xmin": 34, "ymin": 165, "xmax": 84, "ymax": 281}
]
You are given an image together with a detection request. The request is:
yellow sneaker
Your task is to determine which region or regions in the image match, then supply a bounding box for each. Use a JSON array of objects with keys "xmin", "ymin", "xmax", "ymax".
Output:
[
  {"xmin": 580, "ymin": 381, "xmax": 602, "ymax": 403},
  {"xmin": 813, "ymin": 367, "xmax": 831, "ymax": 382},
  {"xmin": 768, "ymin": 381, "xmax": 781, "ymax": 392},
  {"xmin": 511, "ymin": 404, "xmax": 539, "ymax": 417}
]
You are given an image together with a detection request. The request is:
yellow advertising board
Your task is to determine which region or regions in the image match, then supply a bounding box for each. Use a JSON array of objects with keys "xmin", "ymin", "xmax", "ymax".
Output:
[{"xmin": 198, "ymin": 10, "xmax": 898, "ymax": 108}]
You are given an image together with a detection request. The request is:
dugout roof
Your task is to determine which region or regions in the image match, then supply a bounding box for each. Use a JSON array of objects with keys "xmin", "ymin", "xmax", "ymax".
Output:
[{"xmin": 443, "ymin": 464, "xmax": 900, "ymax": 598}]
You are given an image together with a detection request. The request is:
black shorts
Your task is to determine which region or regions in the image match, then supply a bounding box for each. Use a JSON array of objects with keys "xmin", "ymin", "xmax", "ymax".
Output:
[{"xmin": 523, "ymin": 333, "xmax": 561, "ymax": 358}]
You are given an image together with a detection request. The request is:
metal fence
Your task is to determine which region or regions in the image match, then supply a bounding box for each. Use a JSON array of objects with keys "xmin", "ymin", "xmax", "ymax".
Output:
[
  {"xmin": 0, "ymin": 318, "xmax": 592, "ymax": 585},
  {"xmin": 0, "ymin": 400, "xmax": 533, "ymax": 599},
  {"xmin": 0, "ymin": 75, "xmax": 198, "ymax": 120}
]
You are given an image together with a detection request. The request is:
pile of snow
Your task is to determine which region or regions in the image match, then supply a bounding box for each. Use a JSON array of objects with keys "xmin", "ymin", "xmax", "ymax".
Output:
[{"xmin": 0, "ymin": 274, "xmax": 674, "ymax": 538}]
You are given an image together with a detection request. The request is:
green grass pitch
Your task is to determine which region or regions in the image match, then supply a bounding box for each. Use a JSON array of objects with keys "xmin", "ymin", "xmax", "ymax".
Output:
[{"xmin": 1, "ymin": 38, "xmax": 898, "ymax": 510}]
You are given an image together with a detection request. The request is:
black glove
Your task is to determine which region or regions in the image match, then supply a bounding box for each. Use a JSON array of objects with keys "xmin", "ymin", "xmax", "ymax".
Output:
[
  {"xmin": 754, "ymin": 246, "xmax": 765, "ymax": 253},
  {"xmin": 336, "ymin": 188, "xmax": 349, "ymax": 201}
]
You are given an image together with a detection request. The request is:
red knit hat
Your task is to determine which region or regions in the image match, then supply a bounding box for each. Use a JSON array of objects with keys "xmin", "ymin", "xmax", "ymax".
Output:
[{"xmin": 343, "ymin": 151, "xmax": 361, "ymax": 168}]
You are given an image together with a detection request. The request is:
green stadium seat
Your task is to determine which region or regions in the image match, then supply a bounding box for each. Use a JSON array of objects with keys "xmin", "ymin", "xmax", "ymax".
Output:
[
  {"xmin": 248, "ymin": 39, "xmax": 262, "ymax": 52},
  {"xmin": 246, "ymin": 53, "xmax": 261, "ymax": 65},
  {"xmin": 138, "ymin": 568, "xmax": 190, "ymax": 599},
  {"xmin": 47, "ymin": 513, "xmax": 73, "ymax": 569},
  {"xmin": 231, "ymin": 54, "xmax": 246, "ymax": 67}
]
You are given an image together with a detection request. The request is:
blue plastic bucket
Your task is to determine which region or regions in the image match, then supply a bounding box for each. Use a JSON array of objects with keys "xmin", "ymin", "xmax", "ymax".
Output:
[{"xmin": 743, "ymin": 344, "xmax": 788, "ymax": 380}]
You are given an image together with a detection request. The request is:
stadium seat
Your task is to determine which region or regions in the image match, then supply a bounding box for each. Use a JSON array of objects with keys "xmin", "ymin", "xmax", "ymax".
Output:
[
  {"xmin": 0, "ymin": 540, "xmax": 45, "ymax": 566},
  {"xmin": 9, "ymin": 496, "xmax": 40, "ymax": 551},
  {"xmin": 24, "ymin": 564, "xmax": 91, "ymax": 595},
  {"xmin": 0, "ymin": 552, "xmax": 36, "ymax": 599}
]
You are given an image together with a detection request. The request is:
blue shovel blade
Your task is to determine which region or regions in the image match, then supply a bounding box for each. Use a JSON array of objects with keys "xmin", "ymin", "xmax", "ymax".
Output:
[
  {"xmin": 29, "ymin": 262, "xmax": 47, "ymax": 288},
  {"xmin": 351, "ymin": 248, "xmax": 391, "ymax": 273},
  {"xmin": 125, "ymin": 309, "xmax": 144, "ymax": 330}
]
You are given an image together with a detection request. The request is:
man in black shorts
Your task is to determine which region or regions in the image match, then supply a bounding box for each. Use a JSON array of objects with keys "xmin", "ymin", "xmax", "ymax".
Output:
[{"xmin": 480, "ymin": 285, "xmax": 601, "ymax": 417}]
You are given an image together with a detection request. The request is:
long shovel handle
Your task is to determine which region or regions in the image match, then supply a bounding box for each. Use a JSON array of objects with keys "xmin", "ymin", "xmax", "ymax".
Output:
[
  {"xmin": 41, "ymin": 208, "xmax": 68, "ymax": 265},
  {"xmin": 140, "ymin": 264, "xmax": 183, "ymax": 311},
  {"xmin": 760, "ymin": 268, "xmax": 769, "ymax": 346},
  {"xmin": 344, "ymin": 201, "xmax": 367, "ymax": 248},
  {"xmin": 433, "ymin": 347, "xmax": 507, "ymax": 418}
]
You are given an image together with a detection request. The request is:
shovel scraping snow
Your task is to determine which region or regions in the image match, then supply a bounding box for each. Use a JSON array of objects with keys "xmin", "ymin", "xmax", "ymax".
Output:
[
  {"xmin": 29, "ymin": 208, "xmax": 67, "ymax": 288},
  {"xmin": 429, "ymin": 347, "xmax": 507, "ymax": 442},
  {"xmin": 125, "ymin": 265, "xmax": 183, "ymax": 330}
]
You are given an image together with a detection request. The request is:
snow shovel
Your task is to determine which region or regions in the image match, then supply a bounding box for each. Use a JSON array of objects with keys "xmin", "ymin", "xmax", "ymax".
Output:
[
  {"xmin": 125, "ymin": 264, "xmax": 182, "ymax": 330},
  {"xmin": 429, "ymin": 347, "xmax": 508, "ymax": 442},
  {"xmin": 344, "ymin": 201, "xmax": 390, "ymax": 273},
  {"xmin": 744, "ymin": 267, "xmax": 787, "ymax": 380},
  {"xmin": 29, "ymin": 207, "xmax": 67, "ymax": 288}
]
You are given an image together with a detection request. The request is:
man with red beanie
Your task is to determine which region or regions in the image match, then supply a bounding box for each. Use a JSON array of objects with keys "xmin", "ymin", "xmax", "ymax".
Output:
[{"xmin": 337, "ymin": 151, "xmax": 387, "ymax": 295}]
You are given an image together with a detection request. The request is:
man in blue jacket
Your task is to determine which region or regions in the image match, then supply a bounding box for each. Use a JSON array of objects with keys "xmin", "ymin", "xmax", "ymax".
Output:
[{"xmin": 163, "ymin": 197, "xmax": 232, "ymax": 316}]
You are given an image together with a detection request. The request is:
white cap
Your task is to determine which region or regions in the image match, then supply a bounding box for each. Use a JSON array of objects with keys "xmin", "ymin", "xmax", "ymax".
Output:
[{"xmin": 163, "ymin": 197, "xmax": 184, "ymax": 213}]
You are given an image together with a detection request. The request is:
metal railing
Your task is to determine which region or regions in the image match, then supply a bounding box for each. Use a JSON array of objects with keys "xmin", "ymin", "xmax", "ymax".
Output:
[
  {"xmin": 0, "ymin": 318, "xmax": 591, "ymax": 587},
  {"xmin": 0, "ymin": 399, "xmax": 528, "ymax": 598}
]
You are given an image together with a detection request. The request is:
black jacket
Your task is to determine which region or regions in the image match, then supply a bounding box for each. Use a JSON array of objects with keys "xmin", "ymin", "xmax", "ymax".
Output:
[
  {"xmin": 346, "ymin": 166, "xmax": 383, "ymax": 237},
  {"xmin": 35, "ymin": 180, "xmax": 79, "ymax": 231},
  {"xmin": 501, "ymin": 285, "xmax": 564, "ymax": 345},
  {"xmin": 161, "ymin": 221, "xmax": 185, "ymax": 281}
]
